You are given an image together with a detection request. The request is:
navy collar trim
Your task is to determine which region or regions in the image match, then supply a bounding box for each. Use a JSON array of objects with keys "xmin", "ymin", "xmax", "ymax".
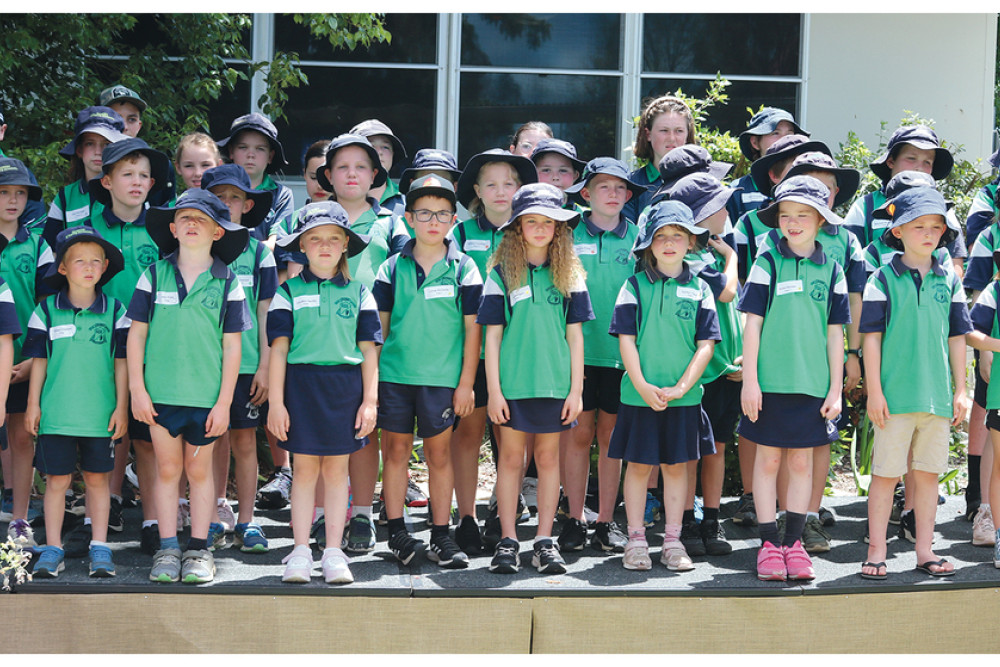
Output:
[
  {"xmin": 776, "ymin": 235, "xmax": 827, "ymax": 265},
  {"xmin": 54, "ymin": 289, "xmax": 108, "ymax": 314},
  {"xmin": 164, "ymin": 251, "xmax": 229, "ymax": 280},
  {"xmin": 400, "ymin": 237, "xmax": 462, "ymax": 262},
  {"xmin": 889, "ymin": 252, "xmax": 946, "ymax": 278},
  {"xmin": 649, "ymin": 263, "xmax": 693, "ymax": 285},
  {"xmin": 582, "ymin": 213, "xmax": 629, "ymax": 239},
  {"xmin": 300, "ymin": 267, "xmax": 349, "ymax": 286}
]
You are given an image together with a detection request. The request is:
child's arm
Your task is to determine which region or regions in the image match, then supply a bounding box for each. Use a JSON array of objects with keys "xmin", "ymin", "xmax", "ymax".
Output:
[
  {"xmin": 355, "ymin": 340, "xmax": 379, "ymax": 439},
  {"xmin": 740, "ymin": 313, "xmax": 763, "ymax": 422},
  {"xmin": 663, "ymin": 339, "xmax": 715, "ymax": 404},
  {"xmin": 484, "ymin": 324, "xmax": 508, "ymax": 424},
  {"xmin": 24, "ymin": 356, "xmax": 46, "ymax": 437},
  {"xmin": 10, "ymin": 358, "xmax": 33, "ymax": 386},
  {"xmin": 127, "ymin": 321, "xmax": 157, "ymax": 425},
  {"xmin": 250, "ymin": 298, "xmax": 271, "ymax": 406},
  {"xmin": 845, "ymin": 293, "xmax": 862, "ymax": 391},
  {"xmin": 561, "ymin": 321, "xmax": 584, "ymax": 425},
  {"xmin": 950, "ymin": 334, "xmax": 970, "ymax": 427},
  {"xmin": 108, "ymin": 358, "xmax": 128, "ymax": 440},
  {"xmin": 0, "ymin": 335, "xmax": 11, "ymax": 426},
  {"xmin": 266, "ymin": 337, "xmax": 290, "ymax": 441},
  {"xmin": 863, "ymin": 332, "xmax": 889, "ymax": 428},
  {"xmin": 619, "ymin": 334, "xmax": 667, "ymax": 411},
  {"xmin": 454, "ymin": 314, "xmax": 480, "ymax": 418},
  {"xmin": 821, "ymin": 324, "xmax": 845, "ymax": 421},
  {"xmin": 708, "ymin": 237, "xmax": 738, "ymax": 303},
  {"xmin": 205, "ymin": 331, "xmax": 242, "ymax": 439}
]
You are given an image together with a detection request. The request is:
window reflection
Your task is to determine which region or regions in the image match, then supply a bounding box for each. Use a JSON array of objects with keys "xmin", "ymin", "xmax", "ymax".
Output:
[{"xmin": 462, "ymin": 14, "xmax": 621, "ymax": 70}]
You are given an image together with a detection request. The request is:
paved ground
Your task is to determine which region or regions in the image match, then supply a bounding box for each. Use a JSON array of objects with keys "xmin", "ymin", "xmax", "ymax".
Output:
[{"xmin": 14, "ymin": 494, "xmax": 1000, "ymax": 596}]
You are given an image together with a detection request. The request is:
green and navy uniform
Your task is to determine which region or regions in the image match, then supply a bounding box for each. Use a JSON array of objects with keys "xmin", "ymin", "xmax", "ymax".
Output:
[
  {"xmin": 757, "ymin": 224, "xmax": 868, "ymax": 295},
  {"xmin": 255, "ymin": 174, "xmax": 293, "ymax": 243},
  {"xmin": 844, "ymin": 188, "xmax": 967, "ymax": 262},
  {"xmin": 74, "ymin": 207, "xmax": 160, "ymax": 309},
  {"xmin": 347, "ymin": 198, "xmax": 410, "ymax": 290},
  {"xmin": 45, "ymin": 180, "xmax": 102, "ymax": 244},
  {"xmin": 686, "ymin": 235, "xmax": 742, "ymax": 384},
  {"xmin": 970, "ymin": 282, "xmax": 1000, "ymax": 420},
  {"xmin": 622, "ymin": 162, "xmax": 660, "ymax": 226},
  {"xmin": 0, "ymin": 147, "xmax": 46, "ymax": 231},
  {"xmin": 965, "ymin": 176, "xmax": 999, "ymax": 249},
  {"xmin": 864, "ymin": 236, "xmax": 953, "ymax": 279},
  {"xmin": 378, "ymin": 178, "xmax": 406, "ymax": 219},
  {"xmin": 733, "ymin": 207, "xmax": 772, "ymax": 283},
  {"xmin": 726, "ymin": 174, "xmax": 768, "ymax": 229},
  {"xmin": 963, "ymin": 223, "xmax": 1000, "ymax": 293},
  {"xmin": 0, "ymin": 279, "xmax": 24, "ymax": 447},
  {"xmin": 1, "ymin": 223, "xmax": 54, "ymax": 369}
]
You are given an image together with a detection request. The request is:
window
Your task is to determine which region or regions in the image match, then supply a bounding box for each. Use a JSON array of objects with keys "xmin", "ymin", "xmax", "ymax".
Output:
[{"xmin": 461, "ymin": 14, "xmax": 621, "ymax": 70}]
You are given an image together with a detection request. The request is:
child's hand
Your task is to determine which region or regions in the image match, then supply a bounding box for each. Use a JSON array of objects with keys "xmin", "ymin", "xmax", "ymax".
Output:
[
  {"xmin": 108, "ymin": 406, "xmax": 128, "ymax": 441},
  {"xmin": 268, "ymin": 402, "xmax": 290, "ymax": 441},
  {"xmin": 844, "ymin": 355, "xmax": 862, "ymax": 392},
  {"xmin": 453, "ymin": 383, "xmax": 475, "ymax": 419},
  {"xmin": 725, "ymin": 356, "xmax": 743, "ymax": 383},
  {"xmin": 488, "ymin": 391, "xmax": 509, "ymax": 425},
  {"xmin": 820, "ymin": 390, "xmax": 842, "ymax": 422},
  {"xmin": 250, "ymin": 368, "xmax": 269, "ymax": 406},
  {"xmin": 866, "ymin": 390, "xmax": 890, "ymax": 430},
  {"xmin": 638, "ymin": 381, "xmax": 668, "ymax": 411},
  {"xmin": 25, "ymin": 402, "xmax": 40, "ymax": 437},
  {"xmin": 130, "ymin": 389, "xmax": 158, "ymax": 426},
  {"xmin": 741, "ymin": 381, "xmax": 763, "ymax": 422},
  {"xmin": 708, "ymin": 236, "xmax": 734, "ymax": 257},
  {"xmin": 661, "ymin": 385, "xmax": 686, "ymax": 404},
  {"xmin": 355, "ymin": 399, "xmax": 377, "ymax": 439},
  {"xmin": 561, "ymin": 390, "xmax": 583, "ymax": 425},
  {"xmin": 204, "ymin": 402, "xmax": 230, "ymax": 440},
  {"xmin": 952, "ymin": 390, "xmax": 969, "ymax": 427},
  {"xmin": 10, "ymin": 360, "xmax": 30, "ymax": 384},
  {"xmin": 980, "ymin": 352, "xmax": 992, "ymax": 383}
]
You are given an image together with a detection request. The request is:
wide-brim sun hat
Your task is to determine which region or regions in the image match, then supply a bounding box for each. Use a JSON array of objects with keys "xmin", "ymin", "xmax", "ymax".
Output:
[
  {"xmin": 59, "ymin": 106, "xmax": 127, "ymax": 159},
  {"xmin": 200, "ymin": 163, "xmax": 275, "ymax": 229},
  {"xmin": 404, "ymin": 174, "xmax": 457, "ymax": 210},
  {"xmin": 564, "ymin": 156, "xmax": 646, "ymax": 205},
  {"xmin": 870, "ymin": 125, "xmax": 953, "ymax": 184},
  {"xmin": 500, "ymin": 182, "xmax": 579, "ymax": 230},
  {"xmin": 316, "ymin": 133, "xmax": 387, "ymax": 193},
  {"xmin": 738, "ymin": 107, "xmax": 809, "ymax": 160},
  {"xmin": 399, "ymin": 149, "xmax": 462, "ymax": 194},
  {"xmin": 0, "ymin": 158, "xmax": 43, "ymax": 201},
  {"xmin": 756, "ymin": 175, "xmax": 843, "ymax": 229},
  {"xmin": 782, "ymin": 152, "xmax": 860, "ymax": 208},
  {"xmin": 530, "ymin": 138, "xmax": 586, "ymax": 176},
  {"xmin": 277, "ymin": 200, "xmax": 368, "ymax": 257},
  {"xmin": 657, "ymin": 145, "xmax": 732, "ymax": 192},
  {"xmin": 665, "ymin": 173, "xmax": 736, "ymax": 225},
  {"xmin": 88, "ymin": 137, "xmax": 171, "ymax": 207},
  {"xmin": 879, "ymin": 187, "xmax": 958, "ymax": 252},
  {"xmin": 749, "ymin": 135, "xmax": 832, "ymax": 196},
  {"xmin": 349, "ymin": 119, "xmax": 408, "ymax": 170},
  {"xmin": 632, "ymin": 200, "xmax": 709, "ymax": 254},
  {"xmin": 146, "ymin": 189, "xmax": 249, "ymax": 265},
  {"xmin": 455, "ymin": 149, "xmax": 538, "ymax": 210},
  {"xmin": 872, "ymin": 171, "xmax": 940, "ymax": 221},
  {"xmin": 43, "ymin": 226, "xmax": 125, "ymax": 290},
  {"xmin": 217, "ymin": 113, "xmax": 288, "ymax": 173}
]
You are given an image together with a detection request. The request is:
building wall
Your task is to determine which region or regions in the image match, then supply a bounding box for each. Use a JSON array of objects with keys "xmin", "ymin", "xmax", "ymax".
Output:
[{"xmin": 805, "ymin": 14, "xmax": 996, "ymax": 168}]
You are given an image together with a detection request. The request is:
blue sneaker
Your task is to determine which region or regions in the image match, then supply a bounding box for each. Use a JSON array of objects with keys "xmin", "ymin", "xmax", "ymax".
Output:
[
  {"xmin": 236, "ymin": 523, "xmax": 269, "ymax": 553},
  {"xmin": 208, "ymin": 522, "xmax": 227, "ymax": 551},
  {"xmin": 89, "ymin": 543, "xmax": 116, "ymax": 578},
  {"xmin": 643, "ymin": 492, "xmax": 662, "ymax": 527},
  {"xmin": 33, "ymin": 545, "xmax": 65, "ymax": 578}
]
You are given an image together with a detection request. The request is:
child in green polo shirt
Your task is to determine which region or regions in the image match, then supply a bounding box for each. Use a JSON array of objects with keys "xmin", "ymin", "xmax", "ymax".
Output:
[
  {"xmin": 608, "ymin": 200, "xmax": 720, "ymax": 573},
  {"xmin": 127, "ymin": 189, "xmax": 250, "ymax": 584},
  {"xmin": 738, "ymin": 176, "xmax": 850, "ymax": 583},
  {"xmin": 860, "ymin": 187, "xmax": 971, "ymax": 580},
  {"xmin": 477, "ymin": 182, "xmax": 594, "ymax": 576},
  {"xmin": 25, "ymin": 227, "xmax": 129, "ymax": 579},
  {"xmin": 350, "ymin": 119, "xmax": 407, "ymax": 216},
  {"xmin": 373, "ymin": 175, "xmax": 482, "ymax": 569}
]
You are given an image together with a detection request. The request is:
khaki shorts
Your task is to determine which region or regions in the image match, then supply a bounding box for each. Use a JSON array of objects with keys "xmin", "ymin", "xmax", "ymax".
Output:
[{"xmin": 872, "ymin": 412, "xmax": 950, "ymax": 478}]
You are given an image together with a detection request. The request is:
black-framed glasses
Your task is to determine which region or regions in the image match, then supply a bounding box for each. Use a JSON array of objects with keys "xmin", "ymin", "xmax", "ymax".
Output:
[{"xmin": 411, "ymin": 209, "xmax": 454, "ymax": 223}]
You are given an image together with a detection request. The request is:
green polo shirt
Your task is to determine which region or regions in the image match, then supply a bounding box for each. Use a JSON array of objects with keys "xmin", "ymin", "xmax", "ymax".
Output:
[
  {"xmin": 572, "ymin": 214, "xmax": 638, "ymax": 369},
  {"xmin": 686, "ymin": 246, "xmax": 742, "ymax": 382},
  {"xmin": 48, "ymin": 179, "xmax": 103, "ymax": 228},
  {"xmin": 734, "ymin": 208, "xmax": 771, "ymax": 282},
  {"xmin": 230, "ymin": 238, "xmax": 278, "ymax": 374},
  {"xmin": 83, "ymin": 207, "xmax": 160, "ymax": 308},
  {"xmin": 970, "ymin": 280, "xmax": 1000, "ymax": 409},
  {"xmin": 0, "ymin": 224, "xmax": 54, "ymax": 364},
  {"xmin": 347, "ymin": 201, "xmax": 410, "ymax": 289}
]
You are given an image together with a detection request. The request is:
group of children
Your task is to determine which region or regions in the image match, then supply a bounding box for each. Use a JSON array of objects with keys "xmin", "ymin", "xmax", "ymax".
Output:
[{"xmin": 2, "ymin": 85, "xmax": 999, "ymax": 586}]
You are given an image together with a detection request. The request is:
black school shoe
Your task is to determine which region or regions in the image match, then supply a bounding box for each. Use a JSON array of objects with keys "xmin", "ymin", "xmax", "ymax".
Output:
[
  {"xmin": 680, "ymin": 519, "xmax": 706, "ymax": 557},
  {"xmin": 732, "ymin": 494, "xmax": 757, "ymax": 526},
  {"xmin": 700, "ymin": 519, "xmax": 732, "ymax": 556},
  {"xmin": 532, "ymin": 538, "xmax": 567, "ymax": 574},
  {"xmin": 490, "ymin": 537, "xmax": 520, "ymax": 574},
  {"xmin": 108, "ymin": 497, "xmax": 124, "ymax": 533},
  {"xmin": 590, "ymin": 521, "xmax": 627, "ymax": 553},
  {"xmin": 455, "ymin": 515, "xmax": 484, "ymax": 555},
  {"xmin": 388, "ymin": 530, "xmax": 424, "ymax": 566},
  {"xmin": 557, "ymin": 517, "xmax": 588, "ymax": 552},
  {"xmin": 140, "ymin": 524, "xmax": 161, "ymax": 556},
  {"xmin": 899, "ymin": 510, "xmax": 917, "ymax": 544},
  {"xmin": 428, "ymin": 532, "xmax": 469, "ymax": 569}
]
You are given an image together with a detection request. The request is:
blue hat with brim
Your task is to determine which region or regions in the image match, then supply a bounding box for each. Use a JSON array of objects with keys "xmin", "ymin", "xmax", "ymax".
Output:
[
  {"xmin": 880, "ymin": 187, "xmax": 958, "ymax": 252},
  {"xmin": 756, "ymin": 175, "xmax": 843, "ymax": 229},
  {"xmin": 530, "ymin": 138, "xmax": 586, "ymax": 176},
  {"xmin": 405, "ymin": 174, "xmax": 457, "ymax": 210},
  {"xmin": 564, "ymin": 157, "xmax": 646, "ymax": 205},
  {"xmin": 87, "ymin": 138, "xmax": 171, "ymax": 208},
  {"xmin": 656, "ymin": 146, "xmax": 732, "ymax": 193},
  {"xmin": 277, "ymin": 200, "xmax": 367, "ymax": 258},
  {"xmin": 398, "ymin": 149, "xmax": 462, "ymax": 194},
  {"xmin": 200, "ymin": 164, "xmax": 274, "ymax": 229},
  {"xmin": 0, "ymin": 158, "xmax": 43, "ymax": 201},
  {"xmin": 59, "ymin": 106, "xmax": 127, "ymax": 159},
  {"xmin": 146, "ymin": 189, "xmax": 249, "ymax": 265},
  {"xmin": 43, "ymin": 226, "xmax": 125, "ymax": 290},
  {"xmin": 632, "ymin": 200, "xmax": 708, "ymax": 255},
  {"xmin": 872, "ymin": 171, "xmax": 943, "ymax": 221},
  {"xmin": 665, "ymin": 173, "xmax": 736, "ymax": 226},
  {"xmin": 455, "ymin": 149, "xmax": 538, "ymax": 210},
  {"xmin": 738, "ymin": 107, "xmax": 809, "ymax": 160},
  {"xmin": 750, "ymin": 135, "xmax": 832, "ymax": 196},
  {"xmin": 217, "ymin": 113, "xmax": 288, "ymax": 173},
  {"xmin": 349, "ymin": 119, "xmax": 407, "ymax": 170},
  {"xmin": 782, "ymin": 152, "xmax": 860, "ymax": 208},
  {"xmin": 870, "ymin": 125, "xmax": 953, "ymax": 184},
  {"xmin": 500, "ymin": 182, "xmax": 579, "ymax": 230},
  {"xmin": 316, "ymin": 134, "xmax": 387, "ymax": 193}
]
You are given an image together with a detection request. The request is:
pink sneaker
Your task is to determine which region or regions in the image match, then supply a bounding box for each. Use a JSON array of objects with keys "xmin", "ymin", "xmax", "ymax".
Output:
[
  {"xmin": 783, "ymin": 540, "xmax": 815, "ymax": 581},
  {"xmin": 756, "ymin": 541, "xmax": 786, "ymax": 581}
]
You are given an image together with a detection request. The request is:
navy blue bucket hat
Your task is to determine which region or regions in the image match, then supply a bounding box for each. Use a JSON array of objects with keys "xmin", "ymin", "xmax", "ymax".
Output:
[
  {"xmin": 782, "ymin": 152, "xmax": 860, "ymax": 208},
  {"xmin": 200, "ymin": 164, "xmax": 274, "ymax": 229},
  {"xmin": 750, "ymin": 135, "xmax": 832, "ymax": 196},
  {"xmin": 501, "ymin": 182, "xmax": 579, "ymax": 230},
  {"xmin": 633, "ymin": 200, "xmax": 708, "ymax": 255},
  {"xmin": 398, "ymin": 149, "xmax": 462, "ymax": 194},
  {"xmin": 666, "ymin": 173, "xmax": 736, "ymax": 225},
  {"xmin": 455, "ymin": 149, "xmax": 537, "ymax": 210},
  {"xmin": 277, "ymin": 200, "xmax": 368, "ymax": 258},
  {"xmin": 0, "ymin": 158, "xmax": 43, "ymax": 201},
  {"xmin": 738, "ymin": 107, "xmax": 809, "ymax": 160},
  {"xmin": 349, "ymin": 119, "xmax": 407, "ymax": 170},
  {"xmin": 88, "ymin": 137, "xmax": 171, "ymax": 207},
  {"xmin": 564, "ymin": 157, "xmax": 645, "ymax": 205},
  {"xmin": 656, "ymin": 146, "xmax": 732, "ymax": 193},
  {"xmin": 217, "ymin": 113, "xmax": 288, "ymax": 173},
  {"xmin": 146, "ymin": 189, "xmax": 249, "ymax": 264},
  {"xmin": 880, "ymin": 187, "xmax": 958, "ymax": 252},
  {"xmin": 316, "ymin": 133, "xmax": 387, "ymax": 193},
  {"xmin": 870, "ymin": 125, "xmax": 953, "ymax": 184},
  {"xmin": 59, "ymin": 106, "xmax": 127, "ymax": 159},
  {"xmin": 756, "ymin": 175, "xmax": 843, "ymax": 229},
  {"xmin": 872, "ymin": 171, "xmax": 950, "ymax": 222},
  {"xmin": 530, "ymin": 138, "xmax": 587, "ymax": 176},
  {"xmin": 43, "ymin": 226, "xmax": 125, "ymax": 290}
]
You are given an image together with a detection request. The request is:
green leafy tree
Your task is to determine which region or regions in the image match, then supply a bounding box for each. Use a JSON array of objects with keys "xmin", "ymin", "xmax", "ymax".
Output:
[{"xmin": 0, "ymin": 13, "xmax": 389, "ymax": 201}]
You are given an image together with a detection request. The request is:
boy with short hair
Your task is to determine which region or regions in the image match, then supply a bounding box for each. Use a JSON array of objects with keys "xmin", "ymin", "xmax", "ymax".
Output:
[
  {"xmin": 860, "ymin": 187, "xmax": 971, "ymax": 579},
  {"xmin": 201, "ymin": 164, "xmax": 276, "ymax": 551},
  {"xmin": 217, "ymin": 113, "xmax": 293, "ymax": 242},
  {"xmin": 350, "ymin": 119, "xmax": 408, "ymax": 217},
  {"xmin": 373, "ymin": 175, "xmax": 482, "ymax": 567},
  {"xmin": 128, "ymin": 189, "xmax": 250, "ymax": 583},
  {"xmin": 25, "ymin": 227, "xmax": 129, "ymax": 578}
]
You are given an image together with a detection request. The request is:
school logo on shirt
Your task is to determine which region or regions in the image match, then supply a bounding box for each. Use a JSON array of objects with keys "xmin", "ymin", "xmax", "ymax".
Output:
[
  {"xmin": 138, "ymin": 245, "xmax": 159, "ymax": 267},
  {"xmin": 335, "ymin": 297, "xmax": 356, "ymax": 319},
  {"xmin": 809, "ymin": 280, "xmax": 828, "ymax": 303},
  {"xmin": 14, "ymin": 254, "xmax": 33, "ymax": 274},
  {"xmin": 675, "ymin": 300, "xmax": 696, "ymax": 321},
  {"xmin": 614, "ymin": 249, "xmax": 630, "ymax": 265},
  {"xmin": 546, "ymin": 286, "xmax": 562, "ymax": 305},
  {"xmin": 933, "ymin": 284, "xmax": 950, "ymax": 304},
  {"xmin": 89, "ymin": 323, "xmax": 110, "ymax": 345},
  {"xmin": 201, "ymin": 285, "xmax": 222, "ymax": 310}
]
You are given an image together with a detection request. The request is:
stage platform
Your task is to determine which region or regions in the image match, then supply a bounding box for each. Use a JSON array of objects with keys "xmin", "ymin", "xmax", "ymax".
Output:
[{"xmin": 5, "ymin": 494, "xmax": 1000, "ymax": 653}]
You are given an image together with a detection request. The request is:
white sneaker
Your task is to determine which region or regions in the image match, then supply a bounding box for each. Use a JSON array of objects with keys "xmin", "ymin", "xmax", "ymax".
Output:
[
  {"xmin": 281, "ymin": 545, "xmax": 313, "ymax": 583},
  {"xmin": 7, "ymin": 519, "xmax": 36, "ymax": 548},
  {"xmin": 972, "ymin": 505, "xmax": 996, "ymax": 547},
  {"xmin": 216, "ymin": 499, "xmax": 237, "ymax": 533},
  {"xmin": 322, "ymin": 547, "xmax": 353, "ymax": 584}
]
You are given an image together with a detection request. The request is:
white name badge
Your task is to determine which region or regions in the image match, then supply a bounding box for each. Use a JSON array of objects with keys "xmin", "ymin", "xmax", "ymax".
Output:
[
  {"xmin": 464, "ymin": 239, "xmax": 491, "ymax": 252},
  {"xmin": 872, "ymin": 219, "xmax": 890, "ymax": 229},
  {"xmin": 238, "ymin": 274, "xmax": 255, "ymax": 288},
  {"xmin": 509, "ymin": 285, "xmax": 532, "ymax": 306},
  {"xmin": 155, "ymin": 291, "xmax": 179, "ymax": 306},
  {"xmin": 675, "ymin": 286, "xmax": 702, "ymax": 300},
  {"xmin": 574, "ymin": 243, "xmax": 598, "ymax": 256},
  {"xmin": 66, "ymin": 206, "xmax": 90, "ymax": 223},
  {"xmin": 293, "ymin": 295, "xmax": 321, "ymax": 310},
  {"xmin": 424, "ymin": 285, "xmax": 455, "ymax": 300},
  {"xmin": 776, "ymin": 280, "xmax": 804, "ymax": 296},
  {"xmin": 49, "ymin": 324, "xmax": 77, "ymax": 340}
]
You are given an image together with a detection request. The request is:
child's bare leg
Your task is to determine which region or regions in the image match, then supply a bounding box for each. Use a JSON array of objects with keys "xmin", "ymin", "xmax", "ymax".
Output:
[
  {"xmin": 660, "ymin": 462, "xmax": 687, "ymax": 528},
  {"xmin": 784, "ymin": 448, "xmax": 812, "ymax": 515},
  {"xmin": 184, "ymin": 440, "xmax": 216, "ymax": 542},
  {"xmin": 7, "ymin": 413, "xmax": 34, "ymax": 520},
  {"xmin": 1, "ymin": 444, "xmax": 12, "ymax": 498},
  {"xmin": 808, "ymin": 443, "xmax": 830, "ymax": 512},
  {"xmin": 381, "ymin": 431, "xmax": 413, "ymax": 522},
  {"xmin": 911, "ymin": 468, "xmax": 950, "ymax": 571},
  {"xmin": 532, "ymin": 432, "xmax": 560, "ymax": 538},
  {"xmin": 44, "ymin": 474, "xmax": 72, "ymax": 548},
  {"xmin": 213, "ymin": 431, "xmax": 232, "ymax": 506},
  {"xmin": 738, "ymin": 435, "xmax": 756, "ymax": 495},
  {"xmin": 229, "ymin": 428, "xmax": 258, "ymax": 525},
  {"xmin": 452, "ymin": 407, "xmax": 487, "ymax": 518},
  {"xmin": 989, "ymin": 430, "xmax": 1000, "ymax": 534},
  {"xmin": 322, "ymin": 454, "xmax": 350, "ymax": 547},
  {"xmin": 595, "ymin": 411, "xmax": 620, "ymax": 523},
  {"xmin": 133, "ymin": 438, "xmax": 158, "ymax": 521},
  {"xmin": 82, "ymin": 471, "xmax": 110, "ymax": 544},
  {"xmin": 150, "ymin": 427, "xmax": 185, "ymax": 540},
  {"xmin": 701, "ymin": 445, "xmax": 726, "ymax": 510},
  {"xmin": 109, "ymin": 437, "xmax": 129, "ymax": 498},
  {"xmin": 864, "ymin": 474, "xmax": 897, "ymax": 574},
  {"xmin": 349, "ymin": 431, "xmax": 380, "ymax": 511},
  {"xmin": 496, "ymin": 426, "xmax": 525, "ymax": 539},
  {"xmin": 563, "ymin": 411, "xmax": 595, "ymax": 521},
  {"xmin": 623, "ymin": 462, "xmax": 654, "ymax": 531},
  {"xmin": 268, "ymin": 431, "xmax": 290, "ymax": 470},
  {"xmin": 423, "ymin": 430, "xmax": 455, "ymax": 527},
  {"xmin": 290, "ymin": 455, "xmax": 320, "ymax": 547},
  {"xmin": 752, "ymin": 444, "xmax": 782, "ymax": 525},
  {"xmin": 684, "ymin": 460, "xmax": 698, "ymax": 511}
]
